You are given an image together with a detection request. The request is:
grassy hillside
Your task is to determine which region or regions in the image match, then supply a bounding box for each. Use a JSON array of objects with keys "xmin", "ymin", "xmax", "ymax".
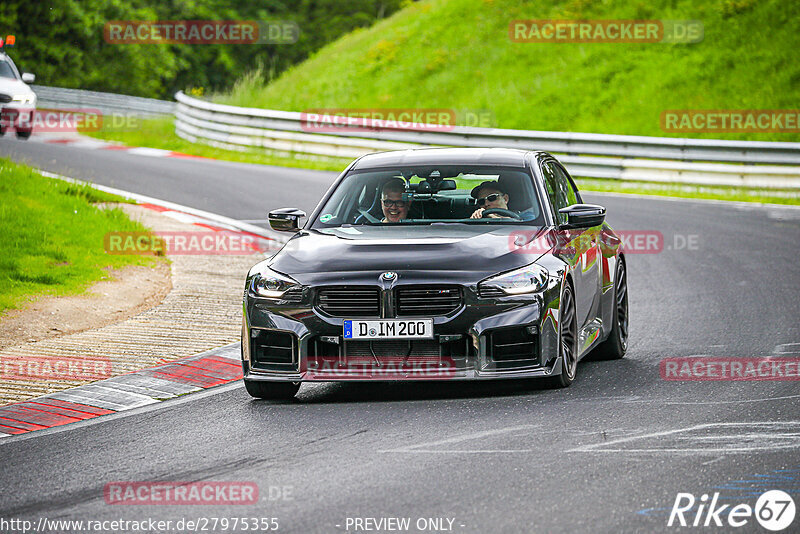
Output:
[{"xmin": 218, "ymin": 0, "xmax": 800, "ymax": 141}]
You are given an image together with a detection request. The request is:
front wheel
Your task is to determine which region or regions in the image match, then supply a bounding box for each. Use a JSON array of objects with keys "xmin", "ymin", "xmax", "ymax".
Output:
[
  {"xmin": 546, "ymin": 281, "xmax": 578, "ymax": 388},
  {"xmin": 593, "ymin": 258, "xmax": 628, "ymax": 359},
  {"xmin": 244, "ymin": 379, "xmax": 300, "ymax": 400},
  {"xmin": 16, "ymin": 129, "xmax": 32, "ymax": 140}
]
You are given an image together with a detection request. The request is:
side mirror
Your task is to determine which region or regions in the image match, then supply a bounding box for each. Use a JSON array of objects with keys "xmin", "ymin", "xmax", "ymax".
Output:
[
  {"xmin": 558, "ymin": 204, "xmax": 605, "ymax": 229},
  {"xmin": 268, "ymin": 208, "xmax": 306, "ymax": 233},
  {"xmin": 21, "ymin": 72, "xmax": 35, "ymax": 83}
]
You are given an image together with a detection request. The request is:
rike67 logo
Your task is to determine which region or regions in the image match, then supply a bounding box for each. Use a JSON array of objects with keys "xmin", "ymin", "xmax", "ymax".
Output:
[{"xmin": 668, "ymin": 490, "xmax": 795, "ymax": 531}]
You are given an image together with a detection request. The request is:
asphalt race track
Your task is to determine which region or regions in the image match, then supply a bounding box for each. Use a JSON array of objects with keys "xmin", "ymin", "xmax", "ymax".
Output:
[{"xmin": 1, "ymin": 136, "xmax": 799, "ymax": 533}]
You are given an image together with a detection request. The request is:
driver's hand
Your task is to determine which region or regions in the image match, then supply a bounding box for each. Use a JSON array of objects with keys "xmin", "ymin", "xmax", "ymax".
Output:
[{"xmin": 471, "ymin": 208, "xmax": 505, "ymax": 219}]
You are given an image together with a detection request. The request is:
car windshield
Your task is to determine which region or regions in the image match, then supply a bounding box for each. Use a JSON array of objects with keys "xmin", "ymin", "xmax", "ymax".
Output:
[
  {"xmin": 311, "ymin": 166, "xmax": 544, "ymax": 229},
  {"xmin": 0, "ymin": 60, "xmax": 17, "ymax": 79}
]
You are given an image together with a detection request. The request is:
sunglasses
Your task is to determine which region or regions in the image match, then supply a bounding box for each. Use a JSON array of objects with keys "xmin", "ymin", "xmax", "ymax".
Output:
[
  {"xmin": 476, "ymin": 193, "xmax": 503, "ymax": 206},
  {"xmin": 382, "ymin": 199, "xmax": 409, "ymax": 208}
]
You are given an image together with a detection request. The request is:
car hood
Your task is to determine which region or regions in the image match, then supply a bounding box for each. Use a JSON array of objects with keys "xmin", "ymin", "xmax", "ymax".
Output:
[
  {"xmin": 0, "ymin": 78, "xmax": 34, "ymax": 96},
  {"xmin": 267, "ymin": 225, "xmax": 552, "ymax": 285}
]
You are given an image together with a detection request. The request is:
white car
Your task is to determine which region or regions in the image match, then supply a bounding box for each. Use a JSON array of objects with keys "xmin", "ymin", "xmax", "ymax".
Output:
[{"xmin": 0, "ymin": 51, "xmax": 36, "ymax": 139}]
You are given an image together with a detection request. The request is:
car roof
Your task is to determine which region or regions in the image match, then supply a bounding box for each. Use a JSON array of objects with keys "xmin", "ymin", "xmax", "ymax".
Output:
[{"xmin": 350, "ymin": 147, "xmax": 546, "ymax": 170}]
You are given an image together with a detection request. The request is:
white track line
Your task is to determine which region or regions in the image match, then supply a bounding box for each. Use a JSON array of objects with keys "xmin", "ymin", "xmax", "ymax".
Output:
[
  {"xmin": 380, "ymin": 424, "xmax": 540, "ymax": 453},
  {"xmin": 568, "ymin": 421, "xmax": 800, "ymax": 454},
  {"xmin": 36, "ymin": 169, "xmax": 286, "ymax": 242}
]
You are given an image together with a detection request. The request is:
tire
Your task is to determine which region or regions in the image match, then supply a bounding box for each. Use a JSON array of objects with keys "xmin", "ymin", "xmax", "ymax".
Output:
[
  {"xmin": 16, "ymin": 129, "xmax": 32, "ymax": 140},
  {"xmin": 244, "ymin": 379, "xmax": 300, "ymax": 400},
  {"xmin": 593, "ymin": 258, "xmax": 629, "ymax": 360},
  {"xmin": 546, "ymin": 281, "xmax": 578, "ymax": 388}
]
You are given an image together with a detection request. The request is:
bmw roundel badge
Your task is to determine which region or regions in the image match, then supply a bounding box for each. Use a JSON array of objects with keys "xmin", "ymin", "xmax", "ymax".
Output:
[{"xmin": 381, "ymin": 272, "xmax": 398, "ymax": 282}]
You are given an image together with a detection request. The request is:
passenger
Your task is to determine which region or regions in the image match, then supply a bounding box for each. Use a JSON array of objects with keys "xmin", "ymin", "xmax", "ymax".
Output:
[
  {"xmin": 469, "ymin": 181, "xmax": 536, "ymax": 221},
  {"xmin": 381, "ymin": 178, "xmax": 411, "ymax": 223}
]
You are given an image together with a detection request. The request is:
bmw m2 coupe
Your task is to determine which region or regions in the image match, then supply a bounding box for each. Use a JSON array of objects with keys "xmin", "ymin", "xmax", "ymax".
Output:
[{"xmin": 242, "ymin": 148, "xmax": 628, "ymax": 399}]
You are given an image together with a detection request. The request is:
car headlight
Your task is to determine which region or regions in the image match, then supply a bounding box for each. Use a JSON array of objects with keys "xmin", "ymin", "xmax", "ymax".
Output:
[
  {"xmin": 251, "ymin": 267, "xmax": 299, "ymax": 299},
  {"xmin": 11, "ymin": 94, "xmax": 35, "ymax": 105},
  {"xmin": 479, "ymin": 263, "xmax": 549, "ymax": 295}
]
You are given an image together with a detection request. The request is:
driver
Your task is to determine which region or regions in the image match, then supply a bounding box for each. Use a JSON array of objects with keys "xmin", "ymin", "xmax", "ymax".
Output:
[
  {"xmin": 469, "ymin": 181, "xmax": 536, "ymax": 220},
  {"xmin": 381, "ymin": 178, "xmax": 411, "ymax": 223}
]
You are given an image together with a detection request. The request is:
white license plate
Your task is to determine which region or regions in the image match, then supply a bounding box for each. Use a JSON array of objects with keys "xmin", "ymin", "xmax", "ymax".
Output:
[{"xmin": 343, "ymin": 319, "xmax": 433, "ymax": 340}]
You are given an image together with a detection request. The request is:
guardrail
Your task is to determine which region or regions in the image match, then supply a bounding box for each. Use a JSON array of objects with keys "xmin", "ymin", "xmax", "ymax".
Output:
[
  {"xmin": 174, "ymin": 91, "xmax": 800, "ymax": 188},
  {"xmin": 32, "ymin": 85, "xmax": 174, "ymax": 117}
]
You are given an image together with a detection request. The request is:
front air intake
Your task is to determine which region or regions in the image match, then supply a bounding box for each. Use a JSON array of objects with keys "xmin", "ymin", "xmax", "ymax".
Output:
[
  {"xmin": 488, "ymin": 327, "xmax": 538, "ymax": 362},
  {"xmin": 251, "ymin": 329, "xmax": 296, "ymax": 371}
]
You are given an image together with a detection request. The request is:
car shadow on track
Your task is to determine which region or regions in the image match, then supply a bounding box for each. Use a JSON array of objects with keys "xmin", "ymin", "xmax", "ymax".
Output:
[
  {"xmin": 245, "ymin": 356, "xmax": 650, "ymax": 405},
  {"xmin": 295, "ymin": 379, "xmax": 547, "ymax": 404}
]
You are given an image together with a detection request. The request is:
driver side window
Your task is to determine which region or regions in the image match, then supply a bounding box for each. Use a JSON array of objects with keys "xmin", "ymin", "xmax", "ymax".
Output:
[{"xmin": 542, "ymin": 162, "xmax": 578, "ymax": 225}]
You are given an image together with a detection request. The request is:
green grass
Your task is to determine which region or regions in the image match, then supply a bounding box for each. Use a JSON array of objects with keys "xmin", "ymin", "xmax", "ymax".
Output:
[
  {"xmin": 85, "ymin": 117, "xmax": 352, "ymax": 172},
  {"xmin": 56, "ymin": 180, "xmax": 138, "ymax": 205},
  {"xmin": 0, "ymin": 159, "xmax": 162, "ymax": 315},
  {"xmin": 575, "ymin": 178, "xmax": 800, "ymax": 205},
  {"xmin": 86, "ymin": 0, "xmax": 800, "ymax": 208},
  {"xmin": 218, "ymin": 0, "xmax": 799, "ymax": 143}
]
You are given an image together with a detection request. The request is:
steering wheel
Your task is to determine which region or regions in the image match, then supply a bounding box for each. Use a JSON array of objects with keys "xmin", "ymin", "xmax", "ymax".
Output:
[
  {"xmin": 355, "ymin": 208, "xmax": 381, "ymax": 224},
  {"xmin": 481, "ymin": 208, "xmax": 522, "ymax": 220}
]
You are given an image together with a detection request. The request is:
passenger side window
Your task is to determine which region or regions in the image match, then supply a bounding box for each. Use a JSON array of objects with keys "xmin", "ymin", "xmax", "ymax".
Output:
[{"xmin": 543, "ymin": 162, "xmax": 578, "ymax": 225}]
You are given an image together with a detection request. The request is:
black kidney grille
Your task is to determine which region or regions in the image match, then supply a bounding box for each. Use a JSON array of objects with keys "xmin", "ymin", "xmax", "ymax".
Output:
[
  {"xmin": 317, "ymin": 286, "xmax": 380, "ymax": 316},
  {"xmin": 0, "ymin": 94, "xmax": 12, "ymax": 103},
  {"xmin": 396, "ymin": 286, "xmax": 461, "ymax": 316}
]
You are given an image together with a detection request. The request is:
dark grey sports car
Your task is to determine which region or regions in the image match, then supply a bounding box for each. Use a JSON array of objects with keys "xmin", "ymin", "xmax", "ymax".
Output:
[{"xmin": 241, "ymin": 148, "xmax": 628, "ymax": 399}]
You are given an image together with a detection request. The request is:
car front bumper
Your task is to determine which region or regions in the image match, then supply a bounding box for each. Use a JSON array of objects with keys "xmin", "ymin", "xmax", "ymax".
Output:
[
  {"xmin": 242, "ymin": 279, "xmax": 564, "ymax": 382},
  {"xmin": 0, "ymin": 105, "xmax": 35, "ymax": 131}
]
